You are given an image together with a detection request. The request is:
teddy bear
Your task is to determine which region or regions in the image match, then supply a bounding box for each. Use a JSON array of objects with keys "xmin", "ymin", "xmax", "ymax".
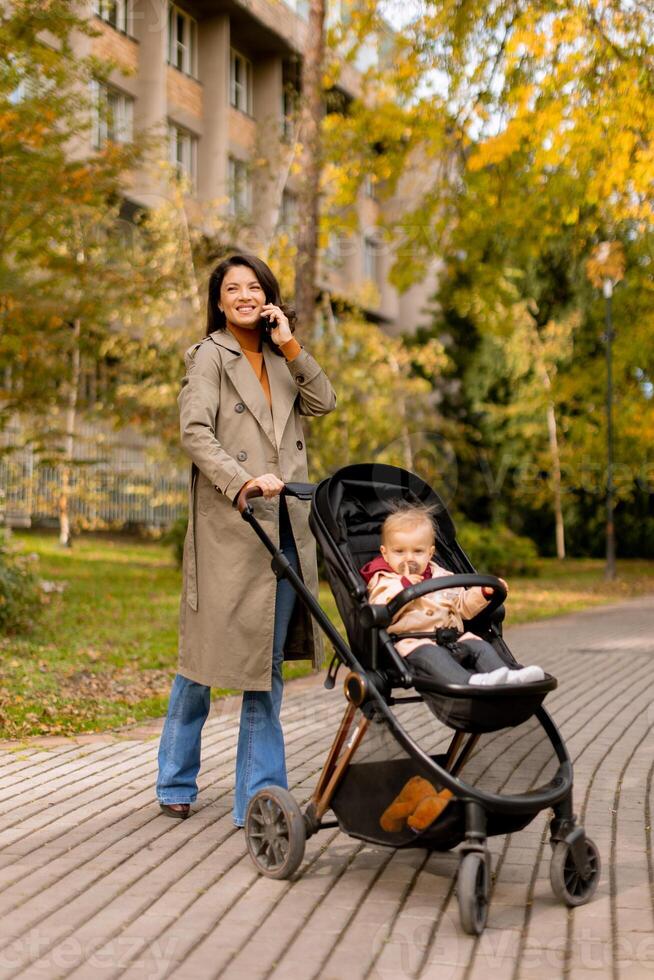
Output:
[{"xmin": 380, "ymin": 775, "xmax": 453, "ymax": 833}]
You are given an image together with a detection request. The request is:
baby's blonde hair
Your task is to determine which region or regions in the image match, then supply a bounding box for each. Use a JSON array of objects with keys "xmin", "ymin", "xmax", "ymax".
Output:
[{"xmin": 380, "ymin": 501, "xmax": 436, "ymax": 547}]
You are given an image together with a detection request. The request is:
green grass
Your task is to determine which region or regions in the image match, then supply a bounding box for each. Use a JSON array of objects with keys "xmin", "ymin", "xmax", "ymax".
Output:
[
  {"xmin": 502, "ymin": 557, "xmax": 654, "ymax": 624},
  {"xmin": 1, "ymin": 531, "xmax": 653, "ymax": 740}
]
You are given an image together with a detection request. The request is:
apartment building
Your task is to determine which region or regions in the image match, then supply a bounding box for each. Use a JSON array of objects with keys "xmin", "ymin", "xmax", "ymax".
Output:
[
  {"xmin": 81, "ymin": 0, "xmax": 437, "ymax": 334},
  {"xmin": 1, "ymin": 0, "xmax": 440, "ymax": 529}
]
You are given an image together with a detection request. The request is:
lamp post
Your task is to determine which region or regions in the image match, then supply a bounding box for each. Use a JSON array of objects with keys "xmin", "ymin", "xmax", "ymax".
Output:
[
  {"xmin": 603, "ymin": 276, "xmax": 616, "ymax": 581},
  {"xmin": 586, "ymin": 242, "xmax": 625, "ymax": 582}
]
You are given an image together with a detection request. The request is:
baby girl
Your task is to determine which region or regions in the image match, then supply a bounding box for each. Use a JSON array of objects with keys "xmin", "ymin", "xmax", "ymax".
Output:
[{"xmin": 360, "ymin": 503, "xmax": 544, "ymax": 686}]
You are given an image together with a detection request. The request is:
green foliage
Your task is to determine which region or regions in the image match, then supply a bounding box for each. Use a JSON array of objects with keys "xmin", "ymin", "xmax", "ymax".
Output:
[
  {"xmin": 305, "ymin": 314, "xmax": 446, "ymax": 479},
  {"xmin": 0, "ymin": 3, "xmax": 205, "ymax": 539},
  {"xmin": 0, "ymin": 533, "xmax": 42, "ymax": 634},
  {"xmin": 456, "ymin": 520, "xmax": 539, "ymax": 578},
  {"xmin": 319, "ymin": 0, "xmax": 654, "ymax": 559},
  {"xmin": 165, "ymin": 514, "xmax": 188, "ymax": 569},
  {"xmin": 2, "ymin": 532, "xmax": 653, "ymax": 737}
]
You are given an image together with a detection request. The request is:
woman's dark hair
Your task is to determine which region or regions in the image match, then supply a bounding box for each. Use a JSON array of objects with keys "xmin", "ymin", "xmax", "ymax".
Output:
[{"xmin": 205, "ymin": 253, "xmax": 297, "ymax": 355}]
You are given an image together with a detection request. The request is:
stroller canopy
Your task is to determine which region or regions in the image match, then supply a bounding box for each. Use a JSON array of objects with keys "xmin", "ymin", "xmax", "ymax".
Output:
[{"xmin": 311, "ymin": 462, "xmax": 466, "ymax": 593}]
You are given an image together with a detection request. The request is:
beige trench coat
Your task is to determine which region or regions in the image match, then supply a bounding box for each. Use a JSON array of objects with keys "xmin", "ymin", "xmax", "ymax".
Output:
[{"xmin": 177, "ymin": 328, "xmax": 336, "ymax": 691}]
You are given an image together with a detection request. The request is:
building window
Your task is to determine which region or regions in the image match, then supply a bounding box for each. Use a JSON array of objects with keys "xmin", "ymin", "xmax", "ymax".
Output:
[
  {"xmin": 168, "ymin": 3, "xmax": 198, "ymax": 78},
  {"xmin": 230, "ymin": 49, "xmax": 253, "ymax": 115},
  {"xmin": 91, "ymin": 81, "xmax": 134, "ymax": 148},
  {"xmin": 281, "ymin": 85, "xmax": 298, "ymax": 141},
  {"xmin": 363, "ymin": 234, "xmax": 380, "ymax": 282},
  {"xmin": 363, "ymin": 173, "xmax": 377, "ymax": 200},
  {"xmin": 93, "ymin": 0, "xmax": 133, "ymax": 35},
  {"xmin": 324, "ymin": 231, "xmax": 343, "ymax": 269},
  {"xmin": 9, "ymin": 76, "xmax": 29, "ymax": 105},
  {"xmin": 280, "ymin": 190, "xmax": 297, "ymax": 232},
  {"xmin": 168, "ymin": 122, "xmax": 198, "ymax": 187},
  {"xmin": 228, "ymin": 157, "xmax": 251, "ymax": 216}
]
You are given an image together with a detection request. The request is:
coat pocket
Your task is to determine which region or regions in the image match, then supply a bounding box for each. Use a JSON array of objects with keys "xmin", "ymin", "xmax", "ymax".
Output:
[{"xmin": 197, "ymin": 478, "xmax": 220, "ymax": 516}]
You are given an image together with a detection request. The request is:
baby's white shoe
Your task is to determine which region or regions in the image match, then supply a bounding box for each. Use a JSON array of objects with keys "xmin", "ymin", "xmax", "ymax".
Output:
[
  {"xmin": 506, "ymin": 665, "xmax": 545, "ymax": 684},
  {"xmin": 468, "ymin": 667, "xmax": 510, "ymax": 687}
]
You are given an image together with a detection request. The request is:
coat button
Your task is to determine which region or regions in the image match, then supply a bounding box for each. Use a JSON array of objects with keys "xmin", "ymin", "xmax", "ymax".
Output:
[
  {"xmin": 296, "ymin": 440, "xmax": 303, "ymax": 451},
  {"xmin": 237, "ymin": 450, "xmax": 248, "ymax": 461},
  {"xmin": 235, "ymin": 402, "xmax": 245, "ymax": 413},
  {"xmin": 296, "ymin": 374, "xmax": 305, "ymax": 383}
]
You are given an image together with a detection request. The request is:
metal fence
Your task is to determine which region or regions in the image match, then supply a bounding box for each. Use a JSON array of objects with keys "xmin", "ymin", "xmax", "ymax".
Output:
[{"xmin": 0, "ymin": 421, "xmax": 188, "ymax": 530}]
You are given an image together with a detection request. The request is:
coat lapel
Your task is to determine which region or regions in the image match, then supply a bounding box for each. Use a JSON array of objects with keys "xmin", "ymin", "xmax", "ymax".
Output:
[
  {"xmin": 263, "ymin": 343, "xmax": 298, "ymax": 448},
  {"xmin": 209, "ymin": 330, "xmax": 277, "ymax": 448}
]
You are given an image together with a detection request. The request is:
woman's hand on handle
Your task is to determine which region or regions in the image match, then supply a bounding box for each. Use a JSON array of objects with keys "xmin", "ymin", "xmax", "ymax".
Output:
[{"xmin": 245, "ymin": 473, "xmax": 285, "ymax": 499}]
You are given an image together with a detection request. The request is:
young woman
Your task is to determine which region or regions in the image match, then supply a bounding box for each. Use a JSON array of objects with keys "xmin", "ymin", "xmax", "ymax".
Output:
[{"xmin": 156, "ymin": 253, "xmax": 336, "ymax": 826}]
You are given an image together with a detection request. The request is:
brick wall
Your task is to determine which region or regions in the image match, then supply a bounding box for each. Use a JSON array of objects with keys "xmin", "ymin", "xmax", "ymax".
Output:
[
  {"xmin": 166, "ymin": 66, "xmax": 203, "ymax": 119},
  {"xmin": 229, "ymin": 107, "xmax": 257, "ymax": 153},
  {"xmin": 91, "ymin": 20, "xmax": 138, "ymax": 75}
]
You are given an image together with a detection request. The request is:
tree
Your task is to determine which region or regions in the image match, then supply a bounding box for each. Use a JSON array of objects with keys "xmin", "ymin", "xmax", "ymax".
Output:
[
  {"xmin": 305, "ymin": 307, "xmax": 446, "ymax": 480},
  {"xmin": 294, "ymin": 0, "xmax": 327, "ymax": 338},
  {"xmin": 0, "ymin": 1, "xmax": 199, "ymax": 542},
  {"xmin": 372, "ymin": 0, "xmax": 654, "ymax": 555}
]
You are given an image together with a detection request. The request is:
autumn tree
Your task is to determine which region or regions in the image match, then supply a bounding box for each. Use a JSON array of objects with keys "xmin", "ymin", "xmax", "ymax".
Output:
[
  {"xmin": 293, "ymin": 0, "xmax": 328, "ymax": 338},
  {"xmin": 0, "ymin": 1, "xmax": 199, "ymax": 543},
  {"xmin": 373, "ymin": 0, "xmax": 654, "ymax": 555},
  {"xmin": 305, "ymin": 307, "xmax": 446, "ymax": 479}
]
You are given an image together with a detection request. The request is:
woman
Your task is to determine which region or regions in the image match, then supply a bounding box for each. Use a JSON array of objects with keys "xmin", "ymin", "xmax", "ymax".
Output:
[{"xmin": 156, "ymin": 253, "xmax": 336, "ymax": 827}]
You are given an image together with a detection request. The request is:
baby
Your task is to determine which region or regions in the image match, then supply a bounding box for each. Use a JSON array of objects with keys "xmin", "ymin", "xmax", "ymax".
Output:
[{"xmin": 360, "ymin": 502, "xmax": 544, "ymax": 687}]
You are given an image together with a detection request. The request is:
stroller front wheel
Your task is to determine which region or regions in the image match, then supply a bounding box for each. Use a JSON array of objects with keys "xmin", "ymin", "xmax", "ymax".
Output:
[
  {"xmin": 550, "ymin": 837, "xmax": 601, "ymax": 906},
  {"xmin": 457, "ymin": 851, "xmax": 490, "ymax": 935},
  {"xmin": 245, "ymin": 786, "xmax": 306, "ymax": 880}
]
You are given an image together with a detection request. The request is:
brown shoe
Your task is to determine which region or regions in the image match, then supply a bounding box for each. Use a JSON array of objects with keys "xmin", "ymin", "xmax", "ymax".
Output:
[{"xmin": 159, "ymin": 802, "xmax": 191, "ymax": 819}]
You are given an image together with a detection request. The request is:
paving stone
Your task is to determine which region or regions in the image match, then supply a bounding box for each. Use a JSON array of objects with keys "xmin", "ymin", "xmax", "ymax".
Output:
[{"xmin": 0, "ymin": 597, "xmax": 652, "ymax": 978}]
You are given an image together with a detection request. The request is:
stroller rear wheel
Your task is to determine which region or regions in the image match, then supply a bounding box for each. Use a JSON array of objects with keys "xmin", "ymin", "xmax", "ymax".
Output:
[
  {"xmin": 550, "ymin": 837, "xmax": 601, "ymax": 906},
  {"xmin": 457, "ymin": 851, "xmax": 490, "ymax": 935},
  {"xmin": 245, "ymin": 786, "xmax": 306, "ymax": 880}
]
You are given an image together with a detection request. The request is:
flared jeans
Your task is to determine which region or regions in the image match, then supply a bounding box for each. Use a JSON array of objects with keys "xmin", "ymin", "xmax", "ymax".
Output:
[{"xmin": 156, "ymin": 500, "xmax": 298, "ymax": 826}]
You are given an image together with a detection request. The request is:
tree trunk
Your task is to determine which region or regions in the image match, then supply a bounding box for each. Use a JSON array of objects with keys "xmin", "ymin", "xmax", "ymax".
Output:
[
  {"xmin": 538, "ymin": 364, "xmax": 566, "ymax": 560},
  {"xmin": 387, "ymin": 352, "xmax": 413, "ymax": 471},
  {"xmin": 59, "ymin": 318, "xmax": 81, "ymax": 548},
  {"xmin": 294, "ymin": 0, "xmax": 326, "ymax": 342},
  {"xmin": 321, "ymin": 292, "xmax": 349, "ymax": 460}
]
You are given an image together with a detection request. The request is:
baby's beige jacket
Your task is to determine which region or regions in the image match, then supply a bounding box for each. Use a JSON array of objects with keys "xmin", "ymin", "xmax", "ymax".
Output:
[{"xmin": 366, "ymin": 560, "xmax": 490, "ymax": 657}]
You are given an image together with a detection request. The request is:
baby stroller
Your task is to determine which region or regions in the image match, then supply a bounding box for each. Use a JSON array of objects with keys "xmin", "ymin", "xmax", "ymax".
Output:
[{"xmin": 238, "ymin": 463, "xmax": 600, "ymax": 934}]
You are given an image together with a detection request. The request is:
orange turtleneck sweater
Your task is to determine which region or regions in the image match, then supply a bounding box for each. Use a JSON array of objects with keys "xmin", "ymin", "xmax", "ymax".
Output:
[{"xmin": 226, "ymin": 323, "xmax": 302, "ymax": 409}]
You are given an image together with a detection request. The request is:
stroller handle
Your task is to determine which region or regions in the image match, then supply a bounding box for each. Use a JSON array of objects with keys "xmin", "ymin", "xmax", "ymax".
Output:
[
  {"xmin": 237, "ymin": 481, "xmax": 316, "ymax": 516},
  {"xmin": 382, "ymin": 574, "xmax": 508, "ymax": 623}
]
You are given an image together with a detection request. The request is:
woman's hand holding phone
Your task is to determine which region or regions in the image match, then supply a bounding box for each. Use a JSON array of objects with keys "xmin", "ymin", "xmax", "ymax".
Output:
[{"xmin": 261, "ymin": 304, "xmax": 292, "ymax": 346}]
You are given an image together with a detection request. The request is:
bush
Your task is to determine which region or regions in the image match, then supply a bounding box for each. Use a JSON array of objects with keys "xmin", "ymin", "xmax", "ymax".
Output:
[
  {"xmin": 456, "ymin": 521, "xmax": 539, "ymax": 577},
  {"xmin": 164, "ymin": 515, "xmax": 188, "ymax": 568},
  {"xmin": 0, "ymin": 533, "xmax": 43, "ymax": 633}
]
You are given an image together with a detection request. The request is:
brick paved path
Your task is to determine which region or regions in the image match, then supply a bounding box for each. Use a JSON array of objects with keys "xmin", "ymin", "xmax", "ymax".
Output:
[{"xmin": 0, "ymin": 596, "xmax": 653, "ymax": 980}]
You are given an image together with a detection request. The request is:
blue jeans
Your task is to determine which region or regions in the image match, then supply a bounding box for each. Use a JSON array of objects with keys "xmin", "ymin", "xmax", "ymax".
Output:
[{"xmin": 156, "ymin": 500, "xmax": 299, "ymax": 827}]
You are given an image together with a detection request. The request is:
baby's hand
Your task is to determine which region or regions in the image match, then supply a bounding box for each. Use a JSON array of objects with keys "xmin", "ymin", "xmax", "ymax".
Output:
[
  {"xmin": 399, "ymin": 560, "xmax": 423, "ymax": 584},
  {"xmin": 482, "ymin": 577, "xmax": 508, "ymax": 598}
]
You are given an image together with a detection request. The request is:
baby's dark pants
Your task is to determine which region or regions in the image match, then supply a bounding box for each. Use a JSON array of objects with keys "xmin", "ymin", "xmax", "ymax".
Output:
[{"xmin": 406, "ymin": 638, "xmax": 506, "ymax": 686}]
